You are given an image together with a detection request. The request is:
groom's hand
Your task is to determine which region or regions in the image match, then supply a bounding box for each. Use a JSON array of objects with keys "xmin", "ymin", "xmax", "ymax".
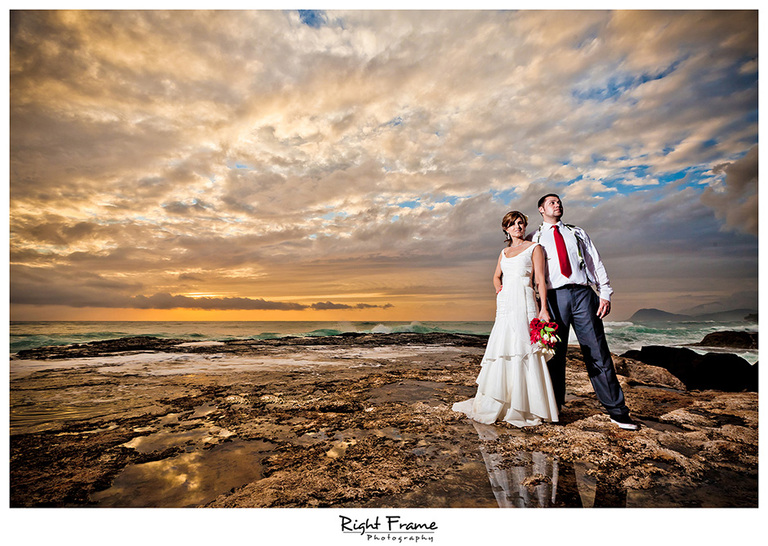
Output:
[{"xmin": 597, "ymin": 298, "xmax": 611, "ymax": 319}]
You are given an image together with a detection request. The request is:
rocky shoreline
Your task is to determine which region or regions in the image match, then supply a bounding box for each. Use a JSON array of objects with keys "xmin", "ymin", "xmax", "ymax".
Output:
[{"xmin": 10, "ymin": 332, "xmax": 758, "ymax": 508}]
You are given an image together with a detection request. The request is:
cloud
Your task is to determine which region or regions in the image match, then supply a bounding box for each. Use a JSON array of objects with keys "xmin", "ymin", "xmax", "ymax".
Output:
[
  {"xmin": 310, "ymin": 301, "xmax": 393, "ymax": 310},
  {"xmin": 129, "ymin": 293, "xmax": 308, "ymax": 311},
  {"xmin": 10, "ymin": 264, "xmax": 392, "ymax": 311},
  {"xmin": 9, "ymin": 10, "xmax": 758, "ymax": 319},
  {"xmin": 130, "ymin": 295, "xmax": 394, "ymax": 311},
  {"xmin": 700, "ymin": 145, "xmax": 758, "ymax": 235}
]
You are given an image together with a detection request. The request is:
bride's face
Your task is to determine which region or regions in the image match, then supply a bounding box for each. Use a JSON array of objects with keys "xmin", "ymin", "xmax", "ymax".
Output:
[{"xmin": 506, "ymin": 217, "xmax": 526, "ymax": 239}]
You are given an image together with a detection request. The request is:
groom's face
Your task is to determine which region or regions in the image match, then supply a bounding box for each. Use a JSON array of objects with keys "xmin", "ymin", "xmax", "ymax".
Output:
[{"xmin": 539, "ymin": 196, "xmax": 563, "ymax": 220}]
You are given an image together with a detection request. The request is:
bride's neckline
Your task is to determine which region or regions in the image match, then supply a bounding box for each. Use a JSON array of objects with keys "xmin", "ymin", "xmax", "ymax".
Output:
[{"xmin": 503, "ymin": 242, "xmax": 535, "ymax": 259}]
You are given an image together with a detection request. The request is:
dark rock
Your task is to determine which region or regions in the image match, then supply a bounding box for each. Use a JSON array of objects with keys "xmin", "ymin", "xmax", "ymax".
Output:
[
  {"xmin": 14, "ymin": 336, "xmax": 185, "ymax": 360},
  {"xmin": 13, "ymin": 333, "xmax": 492, "ymax": 360},
  {"xmin": 613, "ymin": 356, "xmax": 687, "ymax": 390},
  {"xmin": 693, "ymin": 331, "xmax": 757, "ymax": 349},
  {"xmin": 693, "ymin": 353, "xmax": 758, "ymax": 392},
  {"xmin": 621, "ymin": 346, "xmax": 757, "ymax": 392}
]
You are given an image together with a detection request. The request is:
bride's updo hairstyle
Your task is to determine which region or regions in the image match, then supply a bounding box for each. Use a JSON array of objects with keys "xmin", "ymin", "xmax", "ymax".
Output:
[{"xmin": 502, "ymin": 211, "xmax": 528, "ymax": 246}]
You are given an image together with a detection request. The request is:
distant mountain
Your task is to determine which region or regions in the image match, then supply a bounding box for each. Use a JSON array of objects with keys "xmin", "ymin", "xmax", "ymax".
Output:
[
  {"xmin": 629, "ymin": 308, "xmax": 691, "ymax": 322},
  {"xmin": 628, "ymin": 307, "xmax": 758, "ymax": 323},
  {"xmin": 679, "ymin": 291, "xmax": 757, "ymax": 316},
  {"xmin": 679, "ymin": 302, "xmax": 729, "ymax": 315},
  {"xmin": 693, "ymin": 309, "xmax": 758, "ymax": 322}
]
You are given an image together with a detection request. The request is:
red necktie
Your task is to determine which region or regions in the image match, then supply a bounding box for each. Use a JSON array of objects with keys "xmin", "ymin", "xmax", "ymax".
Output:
[{"xmin": 552, "ymin": 225, "xmax": 572, "ymax": 277}]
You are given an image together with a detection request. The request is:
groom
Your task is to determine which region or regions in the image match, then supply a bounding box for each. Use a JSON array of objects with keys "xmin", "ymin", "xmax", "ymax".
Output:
[{"xmin": 529, "ymin": 193, "xmax": 639, "ymax": 430}]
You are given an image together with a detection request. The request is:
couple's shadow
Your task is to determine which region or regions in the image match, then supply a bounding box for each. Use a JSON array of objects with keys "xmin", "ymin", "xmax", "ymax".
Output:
[{"xmin": 471, "ymin": 421, "xmax": 627, "ymax": 508}]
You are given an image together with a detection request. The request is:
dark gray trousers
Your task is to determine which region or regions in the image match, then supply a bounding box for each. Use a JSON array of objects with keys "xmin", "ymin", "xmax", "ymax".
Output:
[{"xmin": 546, "ymin": 285, "xmax": 629, "ymax": 418}]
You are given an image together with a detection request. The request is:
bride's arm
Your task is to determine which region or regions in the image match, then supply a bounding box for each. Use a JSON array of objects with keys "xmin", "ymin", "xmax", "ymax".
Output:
[
  {"xmin": 493, "ymin": 250, "xmax": 504, "ymax": 294},
  {"xmin": 532, "ymin": 245, "xmax": 551, "ymax": 321}
]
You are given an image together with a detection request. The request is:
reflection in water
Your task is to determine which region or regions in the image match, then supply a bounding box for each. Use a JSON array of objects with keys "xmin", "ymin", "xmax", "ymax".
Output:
[
  {"xmin": 122, "ymin": 425, "xmax": 234, "ymax": 453},
  {"xmin": 471, "ymin": 421, "xmax": 610, "ymax": 508},
  {"xmin": 11, "ymin": 401, "xmax": 123, "ymax": 434},
  {"xmin": 91, "ymin": 400, "xmax": 275, "ymax": 507},
  {"xmin": 471, "ymin": 422, "xmax": 558, "ymax": 507},
  {"xmin": 471, "ymin": 421, "xmax": 756, "ymax": 508},
  {"xmin": 483, "ymin": 449, "xmax": 558, "ymax": 508},
  {"xmin": 572, "ymin": 461, "xmax": 597, "ymax": 508},
  {"xmin": 91, "ymin": 439, "xmax": 275, "ymax": 507}
]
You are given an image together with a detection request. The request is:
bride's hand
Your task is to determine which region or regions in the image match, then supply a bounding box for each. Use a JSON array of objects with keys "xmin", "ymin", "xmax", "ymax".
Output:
[{"xmin": 538, "ymin": 308, "xmax": 551, "ymax": 322}]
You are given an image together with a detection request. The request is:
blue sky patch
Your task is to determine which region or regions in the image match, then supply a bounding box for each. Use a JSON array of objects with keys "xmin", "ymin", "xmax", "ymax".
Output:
[
  {"xmin": 573, "ymin": 59, "xmax": 683, "ymax": 103},
  {"xmin": 384, "ymin": 116, "xmax": 404, "ymax": 128},
  {"xmin": 394, "ymin": 194, "xmax": 462, "ymax": 210},
  {"xmin": 226, "ymin": 160, "xmax": 252, "ymax": 170},
  {"xmin": 489, "ymin": 188, "xmax": 518, "ymax": 204},
  {"xmin": 298, "ymin": 10, "xmax": 328, "ymax": 28},
  {"xmin": 598, "ymin": 166, "xmax": 653, "ymax": 193},
  {"xmin": 603, "ymin": 166, "xmax": 713, "ymax": 194},
  {"xmin": 321, "ymin": 210, "xmax": 348, "ymax": 220},
  {"xmin": 572, "ymin": 75, "xmax": 636, "ymax": 101},
  {"xmin": 433, "ymin": 195, "xmax": 461, "ymax": 206},
  {"xmin": 657, "ymin": 169, "xmax": 694, "ymax": 185}
]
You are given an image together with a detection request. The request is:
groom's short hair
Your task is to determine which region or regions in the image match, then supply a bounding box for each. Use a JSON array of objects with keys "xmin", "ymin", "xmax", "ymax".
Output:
[{"xmin": 538, "ymin": 193, "xmax": 561, "ymax": 208}]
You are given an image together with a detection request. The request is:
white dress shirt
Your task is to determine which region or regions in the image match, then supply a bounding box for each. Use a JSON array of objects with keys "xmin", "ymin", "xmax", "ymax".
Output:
[{"xmin": 533, "ymin": 221, "xmax": 613, "ymax": 301}]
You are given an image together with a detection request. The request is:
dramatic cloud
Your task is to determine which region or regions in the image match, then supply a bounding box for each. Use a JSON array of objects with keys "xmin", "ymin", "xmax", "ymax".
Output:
[
  {"xmin": 129, "ymin": 294, "xmax": 393, "ymax": 311},
  {"xmin": 9, "ymin": 10, "xmax": 758, "ymax": 320},
  {"xmin": 701, "ymin": 145, "xmax": 758, "ymax": 235}
]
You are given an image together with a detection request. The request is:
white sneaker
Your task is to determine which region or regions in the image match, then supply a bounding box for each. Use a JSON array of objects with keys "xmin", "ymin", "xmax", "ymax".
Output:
[{"xmin": 610, "ymin": 416, "xmax": 640, "ymax": 431}]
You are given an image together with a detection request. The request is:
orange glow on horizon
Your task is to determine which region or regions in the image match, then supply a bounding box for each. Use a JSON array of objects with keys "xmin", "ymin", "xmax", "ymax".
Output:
[{"xmin": 9, "ymin": 302, "xmax": 496, "ymax": 322}]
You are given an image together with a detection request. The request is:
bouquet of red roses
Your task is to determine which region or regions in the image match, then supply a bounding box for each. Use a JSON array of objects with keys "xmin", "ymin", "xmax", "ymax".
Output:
[{"xmin": 529, "ymin": 318, "xmax": 560, "ymax": 356}]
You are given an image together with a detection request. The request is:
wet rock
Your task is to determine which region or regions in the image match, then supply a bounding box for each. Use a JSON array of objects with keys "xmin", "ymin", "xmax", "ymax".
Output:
[
  {"xmin": 621, "ymin": 346, "xmax": 757, "ymax": 392},
  {"xmin": 15, "ymin": 336, "xmax": 186, "ymax": 360},
  {"xmin": 692, "ymin": 331, "xmax": 757, "ymax": 349},
  {"xmin": 613, "ymin": 356, "xmax": 686, "ymax": 390}
]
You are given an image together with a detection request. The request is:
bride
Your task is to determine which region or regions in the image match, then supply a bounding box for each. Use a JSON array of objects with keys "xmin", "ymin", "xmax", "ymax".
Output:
[{"xmin": 453, "ymin": 211, "xmax": 559, "ymax": 427}]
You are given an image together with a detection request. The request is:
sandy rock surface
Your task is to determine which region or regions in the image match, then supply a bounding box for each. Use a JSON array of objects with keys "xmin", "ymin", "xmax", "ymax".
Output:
[{"xmin": 10, "ymin": 334, "xmax": 758, "ymax": 508}]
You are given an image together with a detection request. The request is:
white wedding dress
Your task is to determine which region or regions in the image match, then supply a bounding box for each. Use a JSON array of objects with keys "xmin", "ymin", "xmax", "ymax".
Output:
[{"xmin": 453, "ymin": 243, "xmax": 559, "ymax": 427}]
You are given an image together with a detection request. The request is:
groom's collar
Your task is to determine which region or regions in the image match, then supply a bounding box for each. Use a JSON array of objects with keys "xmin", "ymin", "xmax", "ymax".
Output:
[{"xmin": 541, "ymin": 220, "xmax": 563, "ymax": 229}]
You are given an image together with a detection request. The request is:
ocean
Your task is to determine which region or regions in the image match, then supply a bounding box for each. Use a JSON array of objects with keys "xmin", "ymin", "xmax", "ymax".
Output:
[{"xmin": 9, "ymin": 319, "xmax": 758, "ymax": 364}]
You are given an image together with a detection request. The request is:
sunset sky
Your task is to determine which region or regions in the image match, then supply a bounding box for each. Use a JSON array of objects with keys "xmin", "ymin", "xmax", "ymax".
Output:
[{"xmin": 9, "ymin": 9, "xmax": 758, "ymax": 322}]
